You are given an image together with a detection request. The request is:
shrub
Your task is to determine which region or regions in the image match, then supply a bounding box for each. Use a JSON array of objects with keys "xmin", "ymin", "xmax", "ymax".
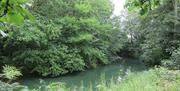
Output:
[
  {"xmin": 12, "ymin": 45, "xmax": 85, "ymax": 76},
  {"xmin": 141, "ymin": 42, "xmax": 164, "ymax": 65},
  {"xmin": 2, "ymin": 65, "xmax": 22, "ymax": 80},
  {"xmin": 31, "ymin": 82, "xmax": 69, "ymax": 91},
  {"xmin": 0, "ymin": 65, "xmax": 26, "ymax": 91},
  {"xmin": 162, "ymin": 48, "xmax": 180, "ymax": 69},
  {"xmin": 0, "ymin": 81, "xmax": 26, "ymax": 91}
]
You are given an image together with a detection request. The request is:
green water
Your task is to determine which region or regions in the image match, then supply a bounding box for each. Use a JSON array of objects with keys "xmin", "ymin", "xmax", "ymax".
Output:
[{"xmin": 19, "ymin": 59, "xmax": 147, "ymax": 90}]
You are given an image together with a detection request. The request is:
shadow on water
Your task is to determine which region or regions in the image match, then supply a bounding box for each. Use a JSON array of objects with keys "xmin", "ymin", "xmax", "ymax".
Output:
[{"xmin": 18, "ymin": 58, "xmax": 148, "ymax": 90}]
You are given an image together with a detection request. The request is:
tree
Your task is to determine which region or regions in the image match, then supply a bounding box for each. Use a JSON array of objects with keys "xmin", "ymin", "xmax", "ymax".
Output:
[
  {"xmin": 125, "ymin": 0, "xmax": 161, "ymax": 15},
  {"xmin": 124, "ymin": 0, "xmax": 180, "ymax": 65},
  {"xmin": 0, "ymin": 0, "xmax": 126, "ymax": 76}
]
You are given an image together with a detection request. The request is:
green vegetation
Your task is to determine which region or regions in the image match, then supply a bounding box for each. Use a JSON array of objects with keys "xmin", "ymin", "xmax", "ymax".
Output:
[
  {"xmin": 0, "ymin": 0, "xmax": 126, "ymax": 76},
  {"xmin": 74, "ymin": 67, "xmax": 180, "ymax": 91},
  {"xmin": 0, "ymin": 0, "xmax": 34, "ymax": 26},
  {"xmin": 2, "ymin": 67, "xmax": 179, "ymax": 91},
  {"xmin": 0, "ymin": 0, "xmax": 180, "ymax": 91},
  {"xmin": 105, "ymin": 68, "xmax": 180, "ymax": 91},
  {"xmin": 124, "ymin": 0, "xmax": 180, "ymax": 67},
  {"xmin": 0, "ymin": 65, "xmax": 24, "ymax": 91}
]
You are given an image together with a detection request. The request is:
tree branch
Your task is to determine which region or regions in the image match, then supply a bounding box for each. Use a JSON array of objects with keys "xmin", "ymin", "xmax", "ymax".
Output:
[{"xmin": 0, "ymin": 0, "xmax": 10, "ymax": 17}]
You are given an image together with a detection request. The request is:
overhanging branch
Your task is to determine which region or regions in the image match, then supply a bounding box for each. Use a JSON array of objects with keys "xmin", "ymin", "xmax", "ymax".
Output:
[{"xmin": 0, "ymin": 0, "xmax": 10, "ymax": 17}]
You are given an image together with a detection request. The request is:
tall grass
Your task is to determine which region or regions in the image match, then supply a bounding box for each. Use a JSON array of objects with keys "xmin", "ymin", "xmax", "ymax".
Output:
[{"xmin": 73, "ymin": 67, "xmax": 180, "ymax": 91}]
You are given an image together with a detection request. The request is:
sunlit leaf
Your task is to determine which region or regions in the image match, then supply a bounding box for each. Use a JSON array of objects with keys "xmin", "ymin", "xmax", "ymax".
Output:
[{"xmin": 7, "ymin": 13, "xmax": 24, "ymax": 25}]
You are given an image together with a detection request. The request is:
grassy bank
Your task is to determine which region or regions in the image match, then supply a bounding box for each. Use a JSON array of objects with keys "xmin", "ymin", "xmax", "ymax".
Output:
[{"xmin": 94, "ymin": 67, "xmax": 180, "ymax": 91}]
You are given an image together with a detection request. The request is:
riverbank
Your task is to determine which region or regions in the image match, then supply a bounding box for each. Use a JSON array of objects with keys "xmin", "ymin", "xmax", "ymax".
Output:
[
  {"xmin": 91, "ymin": 67, "xmax": 180, "ymax": 91},
  {"xmin": 18, "ymin": 59, "xmax": 147, "ymax": 90},
  {"xmin": 33, "ymin": 67, "xmax": 180, "ymax": 91},
  {"xmin": 1, "ymin": 67, "xmax": 180, "ymax": 91}
]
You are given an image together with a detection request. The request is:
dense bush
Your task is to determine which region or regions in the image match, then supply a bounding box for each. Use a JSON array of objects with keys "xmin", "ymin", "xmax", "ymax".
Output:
[
  {"xmin": 162, "ymin": 47, "xmax": 180, "ymax": 69},
  {"xmin": 140, "ymin": 29, "xmax": 165, "ymax": 65},
  {"xmin": 2, "ymin": 65, "xmax": 22, "ymax": 80},
  {"xmin": 0, "ymin": 0, "xmax": 126, "ymax": 76}
]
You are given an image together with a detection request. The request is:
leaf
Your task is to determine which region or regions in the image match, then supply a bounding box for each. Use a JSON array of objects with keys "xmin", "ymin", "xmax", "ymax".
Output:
[
  {"xmin": 0, "ymin": 17, "xmax": 6, "ymax": 22},
  {"xmin": 7, "ymin": 13, "xmax": 24, "ymax": 25},
  {"xmin": 23, "ymin": 9, "xmax": 35, "ymax": 22},
  {"xmin": 69, "ymin": 32, "xmax": 93, "ymax": 43},
  {"xmin": 17, "ymin": 0, "xmax": 28, "ymax": 4},
  {"xmin": 16, "ymin": 7, "xmax": 35, "ymax": 22}
]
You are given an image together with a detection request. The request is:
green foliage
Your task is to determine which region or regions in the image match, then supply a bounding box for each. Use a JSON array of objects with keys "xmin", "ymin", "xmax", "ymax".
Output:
[
  {"xmin": 0, "ymin": 0, "xmax": 125, "ymax": 76},
  {"xmin": 162, "ymin": 47, "xmax": 180, "ymax": 69},
  {"xmin": 31, "ymin": 82, "xmax": 69, "ymax": 91},
  {"xmin": 0, "ymin": 0, "xmax": 34, "ymax": 26},
  {"xmin": 109, "ymin": 16, "xmax": 128, "ymax": 54},
  {"xmin": 140, "ymin": 0, "xmax": 180, "ymax": 65},
  {"xmin": 11, "ymin": 45, "xmax": 85, "ymax": 76},
  {"xmin": 0, "ymin": 65, "xmax": 25, "ymax": 91},
  {"xmin": 69, "ymin": 32, "xmax": 93, "ymax": 43},
  {"xmin": 125, "ymin": 0, "xmax": 162, "ymax": 15},
  {"xmin": 112, "ymin": 67, "xmax": 180, "ymax": 91},
  {"xmin": 42, "ymin": 68, "xmax": 180, "ymax": 91},
  {"xmin": 3, "ymin": 0, "xmax": 180, "ymax": 91},
  {"xmin": 140, "ymin": 37, "xmax": 164, "ymax": 65},
  {"xmin": 11, "ymin": 27, "xmax": 47, "ymax": 45},
  {"xmin": 83, "ymin": 47, "xmax": 109, "ymax": 65},
  {"xmin": 123, "ymin": 0, "xmax": 180, "ymax": 66},
  {"xmin": 2, "ymin": 65, "xmax": 22, "ymax": 80},
  {"xmin": 0, "ymin": 81, "xmax": 26, "ymax": 91},
  {"xmin": 0, "ymin": 80, "xmax": 69, "ymax": 91},
  {"xmin": 74, "ymin": 3, "xmax": 92, "ymax": 16}
]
